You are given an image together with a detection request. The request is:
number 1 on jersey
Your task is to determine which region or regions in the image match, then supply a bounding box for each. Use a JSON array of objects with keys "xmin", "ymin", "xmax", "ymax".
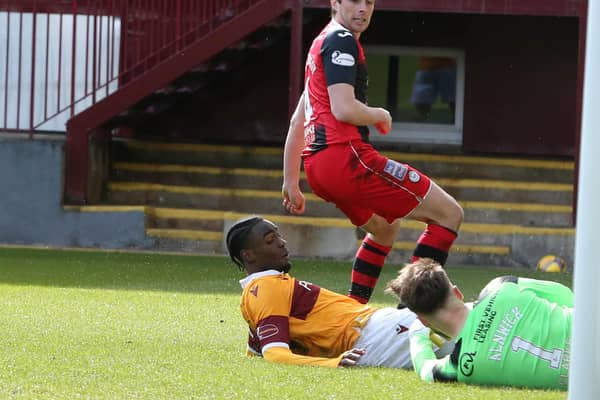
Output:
[{"xmin": 511, "ymin": 336, "xmax": 563, "ymax": 369}]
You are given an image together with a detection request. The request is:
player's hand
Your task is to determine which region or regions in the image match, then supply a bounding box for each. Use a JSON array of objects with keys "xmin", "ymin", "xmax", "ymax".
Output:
[
  {"xmin": 338, "ymin": 348, "xmax": 366, "ymax": 367},
  {"xmin": 282, "ymin": 184, "xmax": 306, "ymax": 215},
  {"xmin": 374, "ymin": 108, "xmax": 392, "ymax": 135}
]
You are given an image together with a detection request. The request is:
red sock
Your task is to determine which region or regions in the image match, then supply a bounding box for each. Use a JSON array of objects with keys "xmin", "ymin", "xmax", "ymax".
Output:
[
  {"xmin": 349, "ymin": 237, "xmax": 391, "ymax": 304},
  {"xmin": 412, "ymin": 224, "xmax": 457, "ymax": 266}
]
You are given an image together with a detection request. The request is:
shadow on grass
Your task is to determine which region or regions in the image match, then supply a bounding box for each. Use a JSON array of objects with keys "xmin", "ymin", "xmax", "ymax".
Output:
[
  {"xmin": 0, "ymin": 247, "xmax": 573, "ymax": 300},
  {"xmin": 0, "ymin": 247, "xmax": 242, "ymax": 294},
  {"xmin": 0, "ymin": 247, "xmax": 361, "ymax": 296}
]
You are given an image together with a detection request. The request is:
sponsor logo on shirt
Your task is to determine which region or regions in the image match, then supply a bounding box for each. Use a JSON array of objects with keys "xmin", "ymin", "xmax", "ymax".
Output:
[
  {"xmin": 473, "ymin": 295, "xmax": 497, "ymax": 343},
  {"xmin": 331, "ymin": 50, "xmax": 355, "ymax": 67},
  {"xmin": 408, "ymin": 170, "xmax": 421, "ymax": 183},
  {"xmin": 298, "ymin": 280, "xmax": 313, "ymax": 291},
  {"xmin": 395, "ymin": 323, "xmax": 409, "ymax": 335},
  {"xmin": 384, "ymin": 159, "xmax": 408, "ymax": 181},
  {"xmin": 459, "ymin": 351, "xmax": 476, "ymax": 376},
  {"xmin": 257, "ymin": 324, "xmax": 279, "ymax": 341},
  {"xmin": 337, "ymin": 31, "xmax": 353, "ymax": 38}
]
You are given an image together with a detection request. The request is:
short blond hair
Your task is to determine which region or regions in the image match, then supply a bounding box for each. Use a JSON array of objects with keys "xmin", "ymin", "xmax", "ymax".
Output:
[{"xmin": 385, "ymin": 258, "xmax": 452, "ymax": 314}]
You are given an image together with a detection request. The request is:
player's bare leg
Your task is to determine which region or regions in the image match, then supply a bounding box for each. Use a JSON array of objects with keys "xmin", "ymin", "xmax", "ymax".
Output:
[{"xmin": 405, "ymin": 181, "xmax": 464, "ymax": 266}]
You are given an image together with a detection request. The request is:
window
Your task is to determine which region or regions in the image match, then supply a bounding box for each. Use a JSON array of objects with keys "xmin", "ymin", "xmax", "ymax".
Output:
[{"xmin": 365, "ymin": 46, "xmax": 465, "ymax": 145}]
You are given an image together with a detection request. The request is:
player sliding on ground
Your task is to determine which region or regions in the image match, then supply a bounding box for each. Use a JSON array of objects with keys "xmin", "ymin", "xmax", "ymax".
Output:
[
  {"xmin": 386, "ymin": 258, "xmax": 572, "ymax": 390},
  {"xmin": 226, "ymin": 216, "xmax": 452, "ymax": 368}
]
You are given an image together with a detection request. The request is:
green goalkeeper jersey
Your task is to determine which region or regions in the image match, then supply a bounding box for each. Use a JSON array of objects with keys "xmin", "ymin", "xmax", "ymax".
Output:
[{"xmin": 410, "ymin": 276, "xmax": 573, "ymax": 390}]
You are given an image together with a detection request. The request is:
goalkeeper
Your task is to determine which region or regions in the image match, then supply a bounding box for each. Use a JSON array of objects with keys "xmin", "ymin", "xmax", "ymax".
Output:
[
  {"xmin": 386, "ymin": 258, "xmax": 572, "ymax": 390},
  {"xmin": 226, "ymin": 216, "xmax": 453, "ymax": 368}
]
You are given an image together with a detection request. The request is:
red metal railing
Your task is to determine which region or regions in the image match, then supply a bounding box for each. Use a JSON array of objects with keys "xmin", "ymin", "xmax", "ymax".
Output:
[
  {"xmin": 64, "ymin": 0, "xmax": 292, "ymax": 203},
  {"xmin": 0, "ymin": 0, "xmax": 281, "ymax": 136},
  {"xmin": 0, "ymin": 0, "xmax": 294, "ymax": 203},
  {"xmin": 0, "ymin": 0, "xmax": 583, "ymax": 137}
]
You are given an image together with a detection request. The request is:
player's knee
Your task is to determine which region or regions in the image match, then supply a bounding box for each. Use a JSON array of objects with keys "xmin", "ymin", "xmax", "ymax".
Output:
[
  {"xmin": 451, "ymin": 201, "xmax": 464, "ymax": 228},
  {"xmin": 437, "ymin": 199, "xmax": 463, "ymax": 231},
  {"xmin": 362, "ymin": 216, "xmax": 399, "ymax": 244}
]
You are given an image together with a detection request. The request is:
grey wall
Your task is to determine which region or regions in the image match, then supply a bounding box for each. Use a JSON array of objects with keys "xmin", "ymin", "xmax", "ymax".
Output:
[{"xmin": 0, "ymin": 134, "xmax": 153, "ymax": 249}]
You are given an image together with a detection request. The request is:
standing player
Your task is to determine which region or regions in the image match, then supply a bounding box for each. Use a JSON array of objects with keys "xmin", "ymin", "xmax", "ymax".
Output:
[
  {"xmin": 282, "ymin": 0, "xmax": 464, "ymax": 304},
  {"xmin": 386, "ymin": 258, "xmax": 572, "ymax": 389}
]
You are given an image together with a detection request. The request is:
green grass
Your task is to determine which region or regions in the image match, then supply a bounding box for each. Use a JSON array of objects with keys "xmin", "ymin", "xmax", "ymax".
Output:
[{"xmin": 0, "ymin": 248, "xmax": 570, "ymax": 399}]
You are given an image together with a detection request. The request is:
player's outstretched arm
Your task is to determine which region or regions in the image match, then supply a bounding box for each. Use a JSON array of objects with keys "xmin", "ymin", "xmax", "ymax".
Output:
[
  {"xmin": 282, "ymin": 94, "xmax": 306, "ymax": 215},
  {"xmin": 409, "ymin": 325, "xmax": 457, "ymax": 382},
  {"xmin": 263, "ymin": 345, "xmax": 346, "ymax": 368}
]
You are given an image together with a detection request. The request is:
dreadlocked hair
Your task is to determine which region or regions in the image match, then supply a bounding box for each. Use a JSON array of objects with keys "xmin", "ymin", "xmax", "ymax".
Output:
[{"xmin": 225, "ymin": 216, "xmax": 263, "ymax": 270}]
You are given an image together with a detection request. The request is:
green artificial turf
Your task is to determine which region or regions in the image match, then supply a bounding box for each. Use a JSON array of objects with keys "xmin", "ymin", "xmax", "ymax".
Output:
[{"xmin": 0, "ymin": 247, "xmax": 569, "ymax": 399}]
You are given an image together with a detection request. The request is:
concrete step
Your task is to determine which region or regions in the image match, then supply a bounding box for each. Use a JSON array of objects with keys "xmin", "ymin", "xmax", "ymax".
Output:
[
  {"xmin": 111, "ymin": 161, "xmax": 573, "ymax": 205},
  {"xmin": 105, "ymin": 181, "xmax": 346, "ymax": 218},
  {"xmin": 111, "ymin": 162, "xmax": 312, "ymax": 192},
  {"xmin": 436, "ymin": 178, "xmax": 572, "ymax": 205},
  {"xmin": 106, "ymin": 181, "xmax": 572, "ymax": 227},
  {"xmin": 144, "ymin": 206, "xmax": 574, "ymax": 246},
  {"xmin": 63, "ymin": 205, "xmax": 574, "ymax": 267},
  {"xmin": 146, "ymin": 228, "xmax": 514, "ymax": 267},
  {"xmin": 145, "ymin": 203, "xmax": 571, "ymax": 230},
  {"xmin": 143, "ymin": 210, "xmax": 512, "ymax": 265},
  {"xmin": 112, "ymin": 140, "xmax": 286, "ymax": 169},
  {"xmin": 112, "ymin": 139, "xmax": 575, "ymax": 183},
  {"xmin": 381, "ymin": 150, "xmax": 574, "ymax": 183},
  {"xmin": 102, "ymin": 140, "xmax": 576, "ymax": 268},
  {"xmin": 141, "ymin": 207, "xmax": 574, "ymax": 268}
]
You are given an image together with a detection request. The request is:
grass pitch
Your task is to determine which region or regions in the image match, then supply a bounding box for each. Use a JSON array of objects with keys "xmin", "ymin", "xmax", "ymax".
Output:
[{"xmin": 0, "ymin": 247, "xmax": 570, "ymax": 399}]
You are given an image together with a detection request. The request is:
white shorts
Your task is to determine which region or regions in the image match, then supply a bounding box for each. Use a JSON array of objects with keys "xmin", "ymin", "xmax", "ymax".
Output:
[
  {"xmin": 354, "ymin": 307, "xmax": 454, "ymax": 369},
  {"xmin": 353, "ymin": 307, "xmax": 416, "ymax": 369}
]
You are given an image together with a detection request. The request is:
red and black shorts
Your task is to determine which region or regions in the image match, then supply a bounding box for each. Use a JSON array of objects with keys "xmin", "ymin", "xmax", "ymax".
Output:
[{"xmin": 303, "ymin": 141, "xmax": 432, "ymax": 227}]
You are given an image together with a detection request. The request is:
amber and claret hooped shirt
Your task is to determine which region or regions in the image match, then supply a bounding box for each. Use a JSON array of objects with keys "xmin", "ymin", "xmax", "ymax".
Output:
[{"xmin": 240, "ymin": 270, "xmax": 374, "ymax": 367}]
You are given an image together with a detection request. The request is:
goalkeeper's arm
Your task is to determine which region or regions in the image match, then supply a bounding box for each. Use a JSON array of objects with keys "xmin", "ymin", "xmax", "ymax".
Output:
[{"xmin": 409, "ymin": 325, "xmax": 458, "ymax": 382}]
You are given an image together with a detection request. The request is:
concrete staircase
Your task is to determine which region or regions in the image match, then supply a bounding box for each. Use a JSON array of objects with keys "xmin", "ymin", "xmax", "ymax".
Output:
[{"xmin": 98, "ymin": 138, "xmax": 575, "ymax": 268}]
